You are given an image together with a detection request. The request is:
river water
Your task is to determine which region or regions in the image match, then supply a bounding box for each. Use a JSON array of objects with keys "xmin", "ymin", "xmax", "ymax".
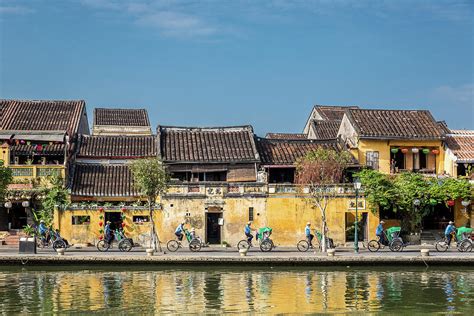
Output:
[{"xmin": 0, "ymin": 266, "xmax": 472, "ymax": 314}]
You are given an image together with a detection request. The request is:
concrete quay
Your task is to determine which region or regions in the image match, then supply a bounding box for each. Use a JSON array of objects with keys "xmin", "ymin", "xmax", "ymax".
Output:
[{"xmin": 0, "ymin": 246, "xmax": 473, "ymax": 266}]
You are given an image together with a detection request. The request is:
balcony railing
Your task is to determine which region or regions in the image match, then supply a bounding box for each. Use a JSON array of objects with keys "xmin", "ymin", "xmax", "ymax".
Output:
[{"xmin": 10, "ymin": 165, "xmax": 65, "ymax": 178}]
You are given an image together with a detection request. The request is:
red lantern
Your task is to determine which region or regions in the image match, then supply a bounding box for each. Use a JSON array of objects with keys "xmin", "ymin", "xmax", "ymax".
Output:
[
  {"xmin": 121, "ymin": 207, "xmax": 126, "ymax": 212},
  {"xmin": 99, "ymin": 221, "xmax": 103, "ymax": 227},
  {"xmin": 99, "ymin": 235, "xmax": 103, "ymax": 240},
  {"xmin": 98, "ymin": 207, "xmax": 104, "ymax": 212},
  {"xmin": 36, "ymin": 144, "xmax": 43, "ymax": 152},
  {"xmin": 447, "ymin": 200, "xmax": 455, "ymax": 207},
  {"xmin": 121, "ymin": 222, "xmax": 126, "ymax": 228},
  {"xmin": 401, "ymin": 148, "xmax": 409, "ymax": 154},
  {"xmin": 432, "ymin": 149, "xmax": 440, "ymax": 155}
]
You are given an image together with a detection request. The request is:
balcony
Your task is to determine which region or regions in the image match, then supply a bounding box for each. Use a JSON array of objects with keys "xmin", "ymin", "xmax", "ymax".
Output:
[{"xmin": 10, "ymin": 165, "xmax": 65, "ymax": 178}]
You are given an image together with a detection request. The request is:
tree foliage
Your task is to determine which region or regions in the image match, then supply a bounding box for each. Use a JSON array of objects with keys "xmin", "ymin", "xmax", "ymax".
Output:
[
  {"xmin": 356, "ymin": 169, "xmax": 472, "ymax": 231},
  {"xmin": 0, "ymin": 164, "xmax": 12, "ymax": 200},
  {"xmin": 130, "ymin": 158, "xmax": 170, "ymax": 251},
  {"xmin": 35, "ymin": 175, "xmax": 69, "ymax": 226},
  {"xmin": 296, "ymin": 148, "xmax": 352, "ymax": 252}
]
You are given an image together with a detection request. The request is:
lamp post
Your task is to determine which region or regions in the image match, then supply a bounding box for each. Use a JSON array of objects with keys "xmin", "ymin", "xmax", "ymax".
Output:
[{"xmin": 353, "ymin": 178, "xmax": 362, "ymax": 253}]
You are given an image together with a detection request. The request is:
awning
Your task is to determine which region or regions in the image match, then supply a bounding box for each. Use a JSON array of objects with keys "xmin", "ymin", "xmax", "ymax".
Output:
[{"xmin": 4, "ymin": 130, "xmax": 67, "ymax": 142}]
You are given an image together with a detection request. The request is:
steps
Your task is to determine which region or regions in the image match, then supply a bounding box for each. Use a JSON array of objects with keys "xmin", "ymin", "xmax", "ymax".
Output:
[
  {"xmin": 0, "ymin": 231, "xmax": 25, "ymax": 247},
  {"xmin": 421, "ymin": 230, "xmax": 442, "ymax": 244}
]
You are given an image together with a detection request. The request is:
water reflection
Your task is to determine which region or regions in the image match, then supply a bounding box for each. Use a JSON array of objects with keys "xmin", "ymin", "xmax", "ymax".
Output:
[{"xmin": 0, "ymin": 267, "xmax": 472, "ymax": 314}]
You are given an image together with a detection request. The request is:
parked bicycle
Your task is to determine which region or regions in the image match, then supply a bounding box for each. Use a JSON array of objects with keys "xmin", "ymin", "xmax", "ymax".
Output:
[
  {"xmin": 367, "ymin": 226, "xmax": 404, "ymax": 252},
  {"xmin": 435, "ymin": 227, "xmax": 473, "ymax": 252},
  {"xmin": 238, "ymin": 227, "xmax": 274, "ymax": 252},
  {"xmin": 166, "ymin": 229, "xmax": 201, "ymax": 252}
]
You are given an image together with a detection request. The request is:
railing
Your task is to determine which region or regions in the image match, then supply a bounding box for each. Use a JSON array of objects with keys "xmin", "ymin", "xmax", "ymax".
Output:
[{"xmin": 10, "ymin": 165, "xmax": 65, "ymax": 178}]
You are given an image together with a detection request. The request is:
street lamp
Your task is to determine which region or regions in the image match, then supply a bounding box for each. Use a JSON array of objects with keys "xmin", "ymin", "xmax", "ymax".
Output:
[{"xmin": 353, "ymin": 178, "xmax": 362, "ymax": 254}]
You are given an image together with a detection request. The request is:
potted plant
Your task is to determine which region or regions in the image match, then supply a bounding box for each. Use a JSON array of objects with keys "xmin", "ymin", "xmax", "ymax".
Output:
[{"xmin": 20, "ymin": 224, "xmax": 37, "ymax": 254}]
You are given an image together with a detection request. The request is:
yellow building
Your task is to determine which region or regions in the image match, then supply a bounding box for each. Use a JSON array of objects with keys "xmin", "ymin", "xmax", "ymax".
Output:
[{"xmin": 0, "ymin": 99, "xmax": 89, "ymax": 233}]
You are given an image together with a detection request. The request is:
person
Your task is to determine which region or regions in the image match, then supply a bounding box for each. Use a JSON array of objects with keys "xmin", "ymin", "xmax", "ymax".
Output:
[
  {"xmin": 445, "ymin": 221, "xmax": 456, "ymax": 246},
  {"xmin": 305, "ymin": 222, "xmax": 314, "ymax": 248},
  {"xmin": 190, "ymin": 228, "xmax": 196, "ymax": 240},
  {"xmin": 38, "ymin": 220, "xmax": 49, "ymax": 242},
  {"xmin": 244, "ymin": 222, "xmax": 254, "ymax": 245},
  {"xmin": 376, "ymin": 221, "xmax": 386, "ymax": 245},
  {"xmin": 54, "ymin": 229, "xmax": 70, "ymax": 246},
  {"xmin": 175, "ymin": 222, "xmax": 185, "ymax": 241},
  {"xmin": 104, "ymin": 221, "xmax": 113, "ymax": 244}
]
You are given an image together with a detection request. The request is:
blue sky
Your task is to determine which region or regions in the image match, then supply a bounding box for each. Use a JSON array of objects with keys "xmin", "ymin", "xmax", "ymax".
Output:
[{"xmin": 1, "ymin": 0, "xmax": 473, "ymax": 134}]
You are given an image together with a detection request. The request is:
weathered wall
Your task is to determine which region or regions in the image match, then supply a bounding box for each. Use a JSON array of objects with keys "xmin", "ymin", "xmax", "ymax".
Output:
[{"xmin": 59, "ymin": 193, "xmax": 379, "ymax": 247}]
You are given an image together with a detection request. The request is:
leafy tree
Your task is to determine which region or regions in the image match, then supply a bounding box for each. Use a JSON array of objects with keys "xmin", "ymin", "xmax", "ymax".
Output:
[
  {"xmin": 0, "ymin": 164, "xmax": 12, "ymax": 201},
  {"xmin": 356, "ymin": 168, "xmax": 396, "ymax": 214},
  {"xmin": 34, "ymin": 175, "xmax": 69, "ymax": 226},
  {"xmin": 130, "ymin": 158, "xmax": 170, "ymax": 252},
  {"xmin": 296, "ymin": 148, "xmax": 353, "ymax": 252}
]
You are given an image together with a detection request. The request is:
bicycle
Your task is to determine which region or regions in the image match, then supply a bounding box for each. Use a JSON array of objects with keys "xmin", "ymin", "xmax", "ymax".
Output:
[
  {"xmin": 367, "ymin": 227, "xmax": 404, "ymax": 252},
  {"xmin": 435, "ymin": 229, "xmax": 473, "ymax": 252},
  {"xmin": 166, "ymin": 229, "xmax": 201, "ymax": 252},
  {"xmin": 237, "ymin": 228, "xmax": 274, "ymax": 252},
  {"xmin": 298, "ymin": 232, "xmax": 334, "ymax": 252}
]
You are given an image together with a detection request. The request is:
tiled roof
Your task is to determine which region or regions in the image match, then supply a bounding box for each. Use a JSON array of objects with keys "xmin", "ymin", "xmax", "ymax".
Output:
[
  {"xmin": 94, "ymin": 108, "xmax": 150, "ymax": 127},
  {"xmin": 437, "ymin": 121, "xmax": 451, "ymax": 134},
  {"xmin": 0, "ymin": 99, "xmax": 85, "ymax": 135},
  {"xmin": 314, "ymin": 105, "xmax": 359, "ymax": 121},
  {"xmin": 158, "ymin": 125, "xmax": 260, "ymax": 163},
  {"xmin": 265, "ymin": 133, "xmax": 307, "ymax": 140},
  {"xmin": 78, "ymin": 135, "xmax": 157, "ymax": 158},
  {"xmin": 445, "ymin": 130, "xmax": 474, "ymax": 163},
  {"xmin": 256, "ymin": 138, "xmax": 341, "ymax": 165},
  {"xmin": 10, "ymin": 144, "xmax": 65, "ymax": 156},
  {"xmin": 346, "ymin": 109, "xmax": 444, "ymax": 139},
  {"xmin": 311, "ymin": 120, "xmax": 341, "ymax": 139},
  {"xmin": 71, "ymin": 164, "xmax": 138, "ymax": 197}
]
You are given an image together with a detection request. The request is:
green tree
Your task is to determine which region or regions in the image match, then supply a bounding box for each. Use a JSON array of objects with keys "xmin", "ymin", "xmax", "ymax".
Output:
[
  {"xmin": 35, "ymin": 175, "xmax": 69, "ymax": 226},
  {"xmin": 0, "ymin": 164, "xmax": 12, "ymax": 201},
  {"xmin": 130, "ymin": 158, "xmax": 169, "ymax": 252},
  {"xmin": 296, "ymin": 148, "xmax": 353, "ymax": 252}
]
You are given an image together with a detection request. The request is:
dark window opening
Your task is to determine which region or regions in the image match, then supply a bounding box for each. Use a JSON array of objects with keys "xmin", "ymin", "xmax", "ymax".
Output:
[
  {"xmin": 171, "ymin": 171, "xmax": 227, "ymax": 182},
  {"xmin": 268, "ymin": 168, "xmax": 295, "ymax": 183},
  {"xmin": 392, "ymin": 150, "xmax": 405, "ymax": 172},
  {"xmin": 419, "ymin": 152, "xmax": 427, "ymax": 169},
  {"xmin": 249, "ymin": 207, "xmax": 254, "ymax": 221},
  {"xmin": 72, "ymin": 216, "xmax": 90, "ymax": 225}
]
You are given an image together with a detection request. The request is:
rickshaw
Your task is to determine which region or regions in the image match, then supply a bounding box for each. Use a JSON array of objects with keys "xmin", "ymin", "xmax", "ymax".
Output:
[
  {"xmin": 297, "ymin": 231, "xmax": 335, "ymax": 252},
  {"xmin": 166, "ymin": 229, "xmax": 202, "ymax": 252},
  {"xmin": 237, "ymin": 226, "xmax": 274, "ymax": 252},
  {"xmin": 368, "ymin": 226, "xmax": 404, "ymax": 252},
  {"xmin": 435, "ymin": 226, "xmax": 473, "ymax": 252}
]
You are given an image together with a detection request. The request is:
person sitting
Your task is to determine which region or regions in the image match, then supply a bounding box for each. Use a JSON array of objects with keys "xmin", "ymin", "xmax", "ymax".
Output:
[
  {"xmin": 54, "ymin": 229, "xmax": 70, "ymax": 246},
  {"xmin": 445, "ymin": 221, "xmax": 456, "ymax": 246},
  {"xmin": 376, "ymin": 221, "xmax": 387, "ymax": 245},
  {"xmin": 244, "ymin": 222, "xmax": 254, "ymax": 245},
  {"xmin": 305, "ymin": 222, "xmax": 314, "ymax": 248},
  {"xmin": 175, "ymin": 222, "xmax": 185, "ymax": 241}
]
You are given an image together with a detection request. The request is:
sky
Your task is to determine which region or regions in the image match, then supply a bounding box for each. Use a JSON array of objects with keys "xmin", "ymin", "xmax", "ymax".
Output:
[{"xmin": 0, "ymin": 0, "xmax": 473, "ymax": 135}]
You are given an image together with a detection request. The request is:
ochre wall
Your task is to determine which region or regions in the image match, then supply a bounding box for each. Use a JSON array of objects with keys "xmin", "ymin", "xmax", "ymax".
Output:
[{"xmin": 58, "ymin": 194, "xmax": 379, "ymax": 247}]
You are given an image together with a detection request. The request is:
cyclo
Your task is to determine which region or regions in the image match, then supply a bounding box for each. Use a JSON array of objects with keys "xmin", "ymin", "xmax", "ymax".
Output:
[
  {"xmin": 297, "ymin": 231, "xmax": 334, "ymax": 252},
  {"xmin": 97, "ymin": 228, "xmax": 134, "ymax": 252},
  {"xmin": 166, "ymin": 229, "xmax": 201, "ymax": 252},
  {"xmin": 368, "ymin": 226, "xmax": 404, "ymax": 252},
  {"xmin": 237, "ymin": 226, "xmax": 274, "ymax": 252},
  {"xmin": 435, "ymin": 226, "xmax": 473, "ymax": 252},
  {"xmin": 36, "ymin": 227, "xmax": 69, "ymax": 251}
]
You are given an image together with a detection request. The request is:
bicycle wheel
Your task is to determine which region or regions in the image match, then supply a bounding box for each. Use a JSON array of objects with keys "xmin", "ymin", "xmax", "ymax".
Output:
[
  {"xmin": 119, "ymin": 239, "xmax": 133, "ymax": 252},
  {"xmin": 389, "ymin": 239, "xmax": 403, "ymax": 252},
  {"xmin": 189, "ymin": 239, "xmax": 201, "ymax": 252},
  {"xmin": 237, "ymin": 240, "xmax": 250, "ymax": 250},
  {"xmin": 52, "ymin": 239, "xmax": 66, "ymax": 251},
  {"xmin": 435, "ymin": 240, "xmax": 449, "ymax": 252},
  {"xmin": 167, "ymin": 240, "xmax": 179, "ymax": 252},
  {"xmin": 458, "ymin": 240, "xmax": 473, "ymax": 252},
  {"xmin": 368, "ymin": 240, "xmax": 380, "ymax": 252},
  {"xmin": 260, "ymin": 240, "xmax": 273, "ymax": 252},
  {"xmin": 297, "ymin": 240, "xmax": 310, "ymax": 252},
  {"xmin": 97, "ymin": 240, "xmax": 110, "ymax": 252}
]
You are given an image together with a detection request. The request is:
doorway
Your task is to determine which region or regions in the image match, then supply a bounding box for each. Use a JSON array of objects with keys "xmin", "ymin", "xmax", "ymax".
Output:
[
  {"xmin": 105, "ymin": 212, "xmax": 123, "ymax": 231},
  {"xmin": 206, "ymin": 212, "xmax": 222, "ymax": 244},
  {"xmin": 345, "ymin": 212, "xmax": 368, "ymax": 242},
  {"xmin": 8, "ymin": 204, "xmax": 28, "ymax": 230}
]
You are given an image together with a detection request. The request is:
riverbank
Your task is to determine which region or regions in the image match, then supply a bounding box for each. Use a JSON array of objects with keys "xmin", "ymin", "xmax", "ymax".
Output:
[{"xmin": 1, "ymin": 246, "xmax": 473, "ymax": 266}]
